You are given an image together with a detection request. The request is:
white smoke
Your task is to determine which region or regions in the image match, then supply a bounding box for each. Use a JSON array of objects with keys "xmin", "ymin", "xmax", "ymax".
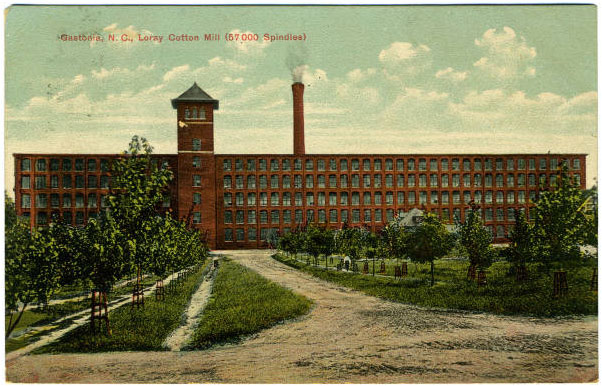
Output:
[{"xmin": 286, "ymin": 46, "xmax": 309, "ymax": 82}]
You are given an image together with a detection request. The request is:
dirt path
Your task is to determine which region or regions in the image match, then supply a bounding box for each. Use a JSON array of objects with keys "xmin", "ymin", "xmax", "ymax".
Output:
[
  {"xmin": 6, "ymin": 250, "xmax": 598, "ymax": 383},
  {"xmin": 163, "ymin": 262, "xmax": 218, "ymax": 351}
]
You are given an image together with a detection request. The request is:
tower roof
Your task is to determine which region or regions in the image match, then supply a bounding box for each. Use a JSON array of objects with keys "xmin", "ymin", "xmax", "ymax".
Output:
[{"xmin": 171, "ymin": 82, "xmax": 219, "ymax": 110}]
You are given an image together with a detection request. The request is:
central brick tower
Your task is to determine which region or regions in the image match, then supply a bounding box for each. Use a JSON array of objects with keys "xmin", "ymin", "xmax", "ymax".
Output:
[{"xmin": 172, "ymin": 82, "xmax": 219, "ymax": 248}]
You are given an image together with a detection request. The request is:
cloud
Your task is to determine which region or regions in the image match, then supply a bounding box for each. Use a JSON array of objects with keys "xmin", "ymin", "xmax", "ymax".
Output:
[
  {"xmin": 163, "ymin": 64, "xmax": 190, "ymax": 82},
  {"xmin": 435, "ymin": 67, "xmax": 468, "ymax": 82},
  {"xmin": 223, "ymin": 76, "xmax": 244, "ymax": 84},
  {"xmin": 225, "ymin": 29, "xmax": 270, "ymax": 54},
  {"xmin": 473, "ymin": 27, "xmax": 537, "ymax": 79},
  {"xmin": 378, "ymin": 42, "xmax": 432, "ymax": 80},
  {"xmin": 346, "ymin": 68, "xmax": 377, "ymax": 83}
]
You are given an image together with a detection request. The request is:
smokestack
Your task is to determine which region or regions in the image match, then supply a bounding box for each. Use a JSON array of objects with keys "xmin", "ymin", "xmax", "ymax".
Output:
[{"xmin": 292, "ymin": 82, "xmax": 305, "ymax": 155}]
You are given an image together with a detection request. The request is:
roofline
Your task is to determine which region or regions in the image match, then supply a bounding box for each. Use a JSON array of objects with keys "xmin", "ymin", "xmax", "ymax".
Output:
[
  {"xmin": 170, "ymin": 99, "xmax": 219, "ymax": 110},
  {"xmin": 13, "ymin": 152, "xmax": 588, "ymax": 157}
]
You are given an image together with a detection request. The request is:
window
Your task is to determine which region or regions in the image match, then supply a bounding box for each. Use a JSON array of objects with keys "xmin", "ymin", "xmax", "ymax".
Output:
[
  {"xmin": 463, "ymin": 159, "xmax": 471, "ymax": 171},
  {"xmin": 318, "ymin": 175, "xmax": 326, "ymax": 188},
  {"xmin": 270, "ymin": 159, "xmax": 279, "ymax": 171},
  {"xmin": 363, "ymin": 174, "xmax": 371, "ymax": 188},
  {"xmin": 452, "ymin": 158, "xmax": 460, "ymax": 171},
  {"xmin": 419, "ymin": 174, "xmax": 427, "ymax": 187},
  {"xmin": 259, "ymin": 175, "xmax": 267, "ymax": 189},
  {"xmin": 35, "ymin": 176, "xmax": 46, "ymax": 189},
  {"xmin": 246, "ymin": 159, "xmax": 256, "ymax": 171},
  {"xmin": 223, "ymin": 159, "xmax": 232, "ymax": 171},
  {"xmin": 386, "ymin": 209, "xmax": 395, "ymax": 222},
  {"xmin": 518, "ymin": 191, "xmax": 526, "ymax": 204},
  {"xmin": 496, "ymin": 225, "xmax": 505, "ymax": 238},
  {"xmin": 269, "ymin": 210, "xmax": 279, "ymax": 224},
  {"xmin": 386, "ymin": 192, "xmax": 394, "ymax": 205},
  {"xmin": 329, "ymin": 209, "xmax": 338, "ymax": 223},
  {"xmin": 236, "ymin": 210, "xmax": 244, "ymax": 224},
  {"xmin": 224, "ymin": 193, "xmax": 232, "ymax": 207},
  {"xmin": 294, "ymin": 159, "xmax": 302, "ymax": 171},
  {"xmin": 271, "ymin": 175, "xmax": 279, "ymax": 189},
  {"xmin": 385, "ymin": 159, "xmax": 393, "ymax": 171},
  {"xmin": 248, "ymin": 210, "xmax": 257, "ymax": 224},
  {"xmin": 396, "ymin": 159, "xmax": 404, "ymax": 171},
  {"xmin": 408, "ymin": 192, "xmax": 416, "ymax": 205},
  {"xmin": 305, "ymin": 159, "xmax": 314, "ymax": 171},
  {"xmin": 282, "ymin": 175, "xmax": 291, "ymax": 189},
  {"xmin": 496, "ymin": 191, "xmax": 504, "ymax": 204},
  {"xmin": 408, "ymin": 174, "xmax": 416, "ymax": 187},
  {"xmin": 463, "ymin": 174, "xmax": 471, "ymax": 187},
  {"xmin": 340, "ymin": 192, "xmax": 348, "ymax": 205},
  {"xmin": 247, "ymin": 193, "xmax": 256, "ymax": 206},
  {"xmin": 351, "ymin": 159, "xmax": 360, "ymax": 171},
  {"xmin": 192, "ymin": 192, "xmax": 201, "ymax": 205},
  {"xmin": 317, "ymin": 159, "xmax": 326, "ymax": 171},
  {"xmin": 259, "ymin": 210, "xmax": 268, "ymax": 224},
  {"xmin": 224, "ymin": 228, "xmax": 233, "ymax": 241},
  {"xmin": 440, "ymin": 174, "xmax": 448, "ymax": 188},
  {"xmin": 192, "ymin": 139, "xmax": 201, "ymax": 151},
  {"xmin": 363, "ymin": 159, "xmax": 371, "ymax": 171},
  {"xmin": 374, "ymin": 159, "xmax": 382, "ymax": 171},
  {"xmin": 21, "ymin": 176, "xmax": 30, "ymax": 189},
  {"xmin": 74, "ymin": 159, "xmax": 84, "ymax": 171},
  {"xmin": 539, "ymin": 158, "xmax": 547, "ymax": 170},
  {"xmin": 474, "ymin": 191, "xmax": 482, "ymax": 204},
  {"xmin": 441, "ymin": 191, "xmax": 449, "ymax": 204},
  {"xmin": 539, "ymin": 174, "xmax": 547, "ymax": 186},
  {"xmin": 363, "ymin": 209, "xmax": 371, "ymax": 222},
  {"xmin": 294, "ymin": 175, "xmax": 302, "ymax": 189},
  {"xmin": 351, "ymin": 192, "xmax": 360, "ymax": 205},
  {"xmin": 280, "ymin": 159, "xmax": 290, "ymax": 171},
  {"xmin": 375, "ymin": 192, "xmax": 382, "ymax": 205},
  {"xmin": 529, "ymin": 159, "xmax": 536, "ymax": 170},
  {"xmin": 419, "ymin": 158, "xmax": 427, "ymax": 171},
  {"xmin": 36, "ymin": 159, "xmax": 47, "ymax": 172},
  {"xmin": 329, "ymin": 175, "xmax": 337, "ymax": 188},
  {"xmin": 62, "ymin": 194, "xmax": 72, "ymax": 208},
  {"xmin": 485, "ymin": 191, "xmax": 493, "ymax": 204},
  {"xmin": 351, "ymin": 174, "xmax": 360, "ymax": 188},
  {"xmin": 306, "ymin": 192, "xmax": 314, "ymax": 206},
  {"xmin": 295, "ymin": 209, "xmax": 303, "ymax": 224},
  {"xmin": 397, "ymin": 174, "xmax": 405, "ymax": 188},
  {"xmin": 340, "ymin": 159, "xmax": 348, "ymax": 171},
  {"xmin": 495, "ymin": 158, "xmax": 503, "ymax": 171},
  {"xmin": 430, "ymin": 191, "xmax": 439, "ymax": 204},
  {"xmin": 496, "ymin": 174, "xmax": 504, "ymax": 187},
  {"xmin": 75, "ymin": 175, "xmax": 84, "ymax": 189},
  {"xmin": 341, "ymin": 209, "xmax": 349, "ymax": 223},
  {"xmin": 453, "ymin": 191, "xmax": 460, "ymax": 204},
  {"xmin": 429, "ymin": 174, "xmax": 438, "ymax": 187},
  {"xmin": 88, "ymin": 193, "xmax": 97, "ymax": 208},
  {"xmin": 329, "ymin": 192, "xmax": 337, "ymax": 206},
  {"xmin": 352, "ymin": 209, "xmax": 360, "ymax": 223},
  {"xmin": 260, "ymin": 192, "xmax": 268, "ymax": 206},
  {"xmin": 305, "ymin": 175, "xmax": 314, "ymax": 188},
  {"xmin": 21, "ymin": 158, "xmax": 31, "ymax": 172},
  {"xmin": 306, "ymin": 210, "xmax": 315, "ymax": 223},
  {"xmin": 317, "ymin": 209, "xmax": 326, "ymax": 223},
  {"xmin": 236, "ymin": 192, "xmax": 244, "ymax": 206},
  {"xmin": 284, "ymin": 210, "xmax": 292, "ymax": 224},
  {"xmin": 506, "ymin": 174, "xmax": 514, "ymax": 187},
  {"xmin": 21, "ymin": 194, "xmax": 31, "ymax": 208},
  {"xmin": 474, "ymin": 159, "xmax": 482, "ymax": 171},
  {"xmin": 283, "ymin": 192, "xmax": 292, "ymax": 206},
  {"xmin": 36, "ymin": 212, "xmax": 48, "ymax": 225},
  {"xmin": 374, "ymin": 174, "xmax": 382, "ymax": 188},
  {"xmin": 363, "ymin": 192, "xmax": 371, "ymax": 205},
  {"xmin": 573, "ymin": 159, "xmax": 581, "ymax": 170},
  {"xmin": 191, "ymin": 157, "xmax": 201, "ymax": 168},
  {"xmin": 452, "ymin": 174, "xmax": 460, "ymax": 187},
  {"xmin": 86, "ymin": 159, "xmax": 96, "ymax": 172},
  {"xmin": 295, "ymin": 192, "xmax": 303, "ymax": 206},
  {"xmin": 397, "ymin": 192, "xmax": 405, "ymax": 205},
  {"xmin": 419, "ymin": 191, "xmax": 427, "ymax": 205},
  {"xmin": 75, "ymin": 193, "xmax": 84, "ymax": 208},
  {"xmin": 441, "ymin": 159, "xmax": 449, "ymax": 171},
  {"xmin": 223, "ymin": 176, "xmax": 232, "ymax": 189},
  {"xmin": 88, "ymin": 175, "xmax": 97, "ymax": 189},
  {"xmin": 474, "ymin": 174, "xmax": 482, "ymax": 187},
  {"xmin": 271, "ymin": 193, "xmax": 279, "ymax": 206},
  {"xmin": 528, "ymin": 173, "xmax": 536, "ymax": 187},
  {"xmin": 574, "ymin": 174, "xmax": 581, "ymax": 185},
  {"xmin": 506, "ymin": 159, "xmax": 514, "ymax": 171},
  {"xmin": 386, "ymin": 174, "xmax": 394, "ymax": 188},
  {"xmin": 442, "ymin": 208, "xmax": 450, "ymax": 222},
  {"xmin": 340, "ymin": 175, "xmax": 348, "ymax": 188},
  {"xmin": 245, "ymin": 175, "xmax": 255, "ymax": 189},
  {"xmin": 234, "ymin": 175, "xmax": 243, "ymax": 189}
]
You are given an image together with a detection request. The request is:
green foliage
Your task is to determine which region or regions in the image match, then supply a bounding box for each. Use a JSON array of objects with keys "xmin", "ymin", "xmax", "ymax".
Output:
[
  {"xmin": 405, "ymin": 213, "xmax": 454, "ymax": 286},
  {"xmin": 35, "ymin": 262, "xmax": 209, "ymax": 353},
  {"xmin": 379, "ymin": 216, "xmax": 407, "ymax": 262},
  {"xmin": 532, "ymin": 167, "xmax": 594, "ymax": 269},
  {"xmin": 273, "ymin": 253, "xmax": 597, "ymax": 317},
  {"xmin": 304, "ymin": 224, "xmax": 335, "ymax": 263},
  {"xmin": 506, "ymin": 210, "xmax": 535, "ymax": 269},
  {"xmin": 5, "ymin": 192, "xmax": 18, "ymax": 229},
  {"xmin": 189, "ymin": 260, "xmax": 312, "ymax": 349},
  {"xmin": 277, "ymin": 230, "xmax": 305, "ymax": 257},
  {"xmin": 457, "ymin": 205, "xmax": 493, "ymax": 269}
]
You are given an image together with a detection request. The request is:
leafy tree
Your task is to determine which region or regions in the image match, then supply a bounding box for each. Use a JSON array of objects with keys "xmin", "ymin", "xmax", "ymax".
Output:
[
  {"xmin": 506, "ymin": 209, "xmax": 535, "ymax": 272},
  {"xmin": 108, "ymin": 136, "xmax": 173, "ymax": 281},
  {"xmin": 406, "ymin": 213, "xmax": 454, "ymax": 286},
  {"xmin": 380, "ymin": 216, "xmax": 407, "ymax": 263},
  {"xmin": 457, "ymin": 204, "xmax": 493, "ymax": 272},
  {"xmin": 304, "ymin": 224, "xmax": 334, "ymax": 266},
  {"xmin": 5, "ymin": 221, "xmax": 61, "ymax": 337},
  {"xmin": 532, "ymin": 166, "xmax": 591, "ymax": 269}
]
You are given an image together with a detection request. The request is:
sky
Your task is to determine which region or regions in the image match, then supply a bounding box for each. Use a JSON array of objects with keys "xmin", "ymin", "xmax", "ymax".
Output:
[{"xmin": 4, "ymin": 5, "xmax": 598, "ymax": 194}]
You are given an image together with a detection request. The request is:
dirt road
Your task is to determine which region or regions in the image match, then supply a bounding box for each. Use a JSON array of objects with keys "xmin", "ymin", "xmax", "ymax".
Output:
[{"xmin": 6, "ymin": 250, "xmax": 598, "ymax": 383}]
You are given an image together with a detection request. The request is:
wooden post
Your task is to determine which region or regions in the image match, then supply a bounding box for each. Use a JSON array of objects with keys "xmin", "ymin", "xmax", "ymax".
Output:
[
  {"xmin": 401, "ymin": 262, "xmax": 408, "ymax": 277},
  {"xmin": 477, "ymin": 270, "xmax": 487, "ymax": 287},
  {"xmin": 363, "ymin": 261, "xmax": 369, "ymax": 274},
  {"xmin": 379, "ymin": 261, "xmax": 386, "ymax": 274},
  {"xmin": 394, "ymin": 266, "xmax": 401, "ymax": 280},
  {"xmin": 156, "ymin": 280, "xmax": 165, "ymax": 301},
  {"xmin": 590, "ymin": 268, "xmax": 597, "ymax": 291},
  {"xmin": 553, "ymin": 271, "xmax": 568, "ymax": 297}
]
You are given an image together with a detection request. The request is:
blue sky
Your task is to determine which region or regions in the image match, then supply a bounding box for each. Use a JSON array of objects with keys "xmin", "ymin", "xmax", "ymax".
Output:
[{"xmin": 4, "ymin": 5, "xmax": 597, "ymax": 193}]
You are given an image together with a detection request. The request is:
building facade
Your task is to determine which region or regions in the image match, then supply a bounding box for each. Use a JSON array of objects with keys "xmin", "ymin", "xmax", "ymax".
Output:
[{"xmin": 13, "ymin": 82, "xmax": 587, "ymax": 249}]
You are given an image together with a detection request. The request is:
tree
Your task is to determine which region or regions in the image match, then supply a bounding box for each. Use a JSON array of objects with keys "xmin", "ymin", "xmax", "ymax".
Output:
[
  {"xmin": 457, "ymin": 204, "xmax": 493, "ymax": 272},
  {"xmin": 380, "ymin": 215, "xmax": 407, "ymax": 264},
  {"xmin": 405, "ymin": 213, "xmax": 454, "ymax": 286},
  {"xmin": 5, "ymin": 221, "xmax": 61, "ymax": 337},
  {"xmin": 506, "ymin": 209, "xmax": 535, "ymax": 273},
  {"xmin": 108, "ymin": 136, "xmax": 173, "ymax": 282},
  {"xmin": 532, "ymin": 166, "xmax": 591, "ymax": 270},
  {"xmin": 303, "ymin": 224, "xmax": 333, "ymax": 266}
]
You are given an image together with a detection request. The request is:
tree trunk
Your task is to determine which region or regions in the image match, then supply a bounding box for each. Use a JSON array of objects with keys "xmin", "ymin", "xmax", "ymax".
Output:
[
  {"xmin": 430, "ymin": 261, "xmax": 435, "ymax": 287},
  {"xmin": 6, "ymin": 303, "xmax": 27, "ymax": 339},
  {"xmin": 372, "ymin": 256, "xmax": 375, "ymax": 277}
]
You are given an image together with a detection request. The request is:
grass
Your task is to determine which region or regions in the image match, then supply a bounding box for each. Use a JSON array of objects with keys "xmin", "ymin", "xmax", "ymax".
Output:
[
  {"xmin": 5, "ymin": 275, "xmax": 160, "ymax": 341},
  {"xmin": 34, "ymin": 261, "xmax": 210, "ymax": 353},
  {"xmin": 188, "ymin": 259, "xmax": 312, "ymax": 349},
  {"xmin": 274, "ymin": 253, "xmax": 597, "ymax": 317}
]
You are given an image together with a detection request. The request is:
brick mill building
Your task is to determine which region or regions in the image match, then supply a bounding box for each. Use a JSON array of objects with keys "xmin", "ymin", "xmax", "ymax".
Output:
[{"xmin": 13, "ymin": 82, "xmax": 587, "ymax": 249}]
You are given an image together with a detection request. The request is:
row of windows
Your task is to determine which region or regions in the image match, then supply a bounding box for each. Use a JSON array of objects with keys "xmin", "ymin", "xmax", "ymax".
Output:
[
  {"xmin": 21, "ymin": 193, "xmax": 171, "ymax": 209},
  {"xmin": 223, "ymin": 207, "xmax": 526, "ymax": 225},
  {"xmin": 184, "ymin": 107, "xmax": 206, "ymax": 120},
  {"xmin": 223, "ymin": 190, "xmax": 539, "ymax": 207},
  {"xmin": 21, "ymin": 175, "xmax": 111, "ymax": 190},
  {"xmin": 27, "ymin": 210, "xmax": 94, "ymax": 225},
  {"xmin": 19, "ymin": 157, "xmax": 173, "ymax": 173},
  {"xmin": 222, "ymin": 173, "xmax": 581, "ymax": 190},
  {"xmin": 222, "ymin": 157, "xmax": 582, "ymax": 173}
]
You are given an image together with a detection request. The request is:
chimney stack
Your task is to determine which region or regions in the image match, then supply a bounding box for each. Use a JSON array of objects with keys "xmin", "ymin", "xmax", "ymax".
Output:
[{"xmin": 292, "ymin": 82, "xmax": 305, "ymax": 155}]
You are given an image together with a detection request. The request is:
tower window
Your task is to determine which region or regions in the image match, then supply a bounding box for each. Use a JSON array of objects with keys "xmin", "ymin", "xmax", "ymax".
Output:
[
  {"xmin": 185, "ymin": 108, "xmax": 190, "ymax": 119},
  {"xmin": 192, "ymin": 139, "xmax": 201, "ymax": 151},
  {"xmin": 191, "ymin": 108, "xmax": 197, "ymax": 119},
  {"xmin": 199, "ymin": 108, "xmax": 206, "ymax": 120}
]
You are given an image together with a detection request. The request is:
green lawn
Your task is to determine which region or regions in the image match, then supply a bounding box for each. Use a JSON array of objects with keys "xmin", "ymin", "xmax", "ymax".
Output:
[
  {"xmin": 34, "ymin": 262, "xmax": 209, "ymax": 354},
  {"xmin": 275, "ymin": 253, "xmax": 597, "ymax": 317},
  {"xmin": 188, "ymin": 259, "xmax": 312, "ymax": 349}
]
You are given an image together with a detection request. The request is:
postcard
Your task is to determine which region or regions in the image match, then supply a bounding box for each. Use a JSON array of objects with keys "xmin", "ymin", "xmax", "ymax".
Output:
[{"xmin": 4, "ymin": 4, "xmax": 598, "ymax": 383}]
